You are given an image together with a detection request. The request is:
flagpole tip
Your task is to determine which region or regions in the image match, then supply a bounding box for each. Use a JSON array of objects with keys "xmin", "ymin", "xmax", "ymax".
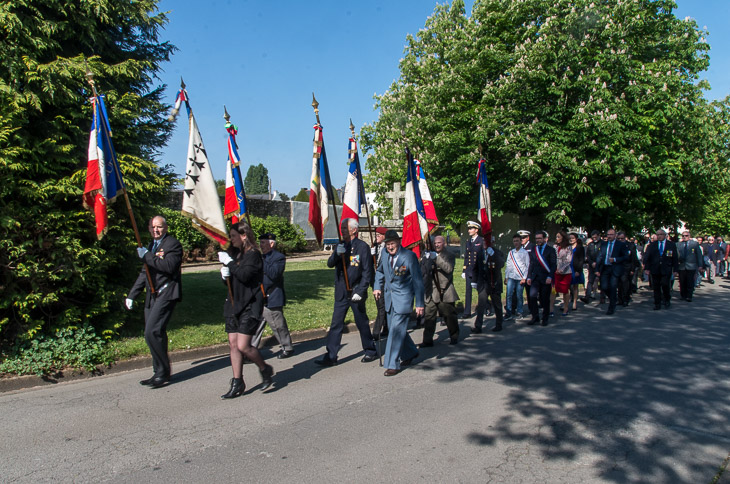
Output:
[
  {"xmin": 311, "ymin": 93, "xmax": 321, "ymax": 125},
  {"xmin": 180, "ymin": 77, "xmax": 186, "ymax": 89},
  {"xmin": 223, "ymin": 105, "xmax": 230, "ymax": 122},
  {"xmin": 349, "ymin": 118, "xmax": 356, "ymax": 137}
]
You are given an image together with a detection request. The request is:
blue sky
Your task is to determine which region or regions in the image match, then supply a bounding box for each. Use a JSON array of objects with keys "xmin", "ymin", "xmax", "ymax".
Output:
[{"xmin": 155, "ymin": 0, "xmax": 729, "ymax": 197}]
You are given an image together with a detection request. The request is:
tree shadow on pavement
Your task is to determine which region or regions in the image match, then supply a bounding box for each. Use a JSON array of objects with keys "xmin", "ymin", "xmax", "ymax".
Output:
[{"xmin": 416, "ymin": 284, "xmax": 730, "ymax": 482}]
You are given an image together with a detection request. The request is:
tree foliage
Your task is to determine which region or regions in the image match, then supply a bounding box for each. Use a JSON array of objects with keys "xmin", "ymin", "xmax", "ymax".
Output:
[
  {"xmin": 244, "ymin": 163, "xmax": 269, "ymax": 195},
  {"xmin": 0, "ymin": 0, "xmax": 175, "ymax": 349},
  {"xmin": 361, "ymin": 0, "xmax": 730, "ymax": 232}
]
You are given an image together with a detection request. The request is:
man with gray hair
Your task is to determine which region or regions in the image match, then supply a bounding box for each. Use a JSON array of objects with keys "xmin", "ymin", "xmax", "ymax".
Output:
[
  {"xmin": 643, "ymin": 229, "xmax": 679, "ymax": 309},
  {"xmin": 315, "ymin": 218, "xmax": 378, "ymax": 366},
  {"xmin": 418, "ymin": 235, "xmax": 460, "ymax": 347}
]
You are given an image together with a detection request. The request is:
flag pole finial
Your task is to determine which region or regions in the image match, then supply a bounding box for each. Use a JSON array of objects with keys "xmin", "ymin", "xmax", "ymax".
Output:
[
  {"xmin": 312, "ymin": 93, "xmax": 321, "ymax": 125},
  {"xmin": 84, "ymin": 59, "xmax": 98, "ymax": 98},
  {"xmin": 180, "ymin": 77, "xmax": 186, "ymax": 90},
  {"xmin": 223, "ymin": 105, "xmax": 230, "ymax": 123},
  {"xmin": 349, "ymin": 118, "xmax": 356, "ymax": 139}
]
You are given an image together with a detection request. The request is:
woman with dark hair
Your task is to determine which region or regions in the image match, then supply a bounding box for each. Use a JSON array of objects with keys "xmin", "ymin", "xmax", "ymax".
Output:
[
  {"xmin": 554, "ymin": 230, "xmax": 572, "ymax": 316},
  {"xmin": 568, "ymin": 233, "xmax": 585, "ymax": 311},
  {"xmin": 218, "ymin": 221, "xmax": 274, "ymax": 399}
]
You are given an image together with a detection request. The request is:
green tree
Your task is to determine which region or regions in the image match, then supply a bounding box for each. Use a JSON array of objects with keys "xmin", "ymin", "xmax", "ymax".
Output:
[
  {"xmin": 293, "ymin": 188, "xmax": 309, "ymax": 202},
  {"xmin": 244, "ymin": 163, "xmax": 269, "ymax": 194},
  {"xmin": 361, "ymin": 0, "xmax": 728, "ymax": 232},
  {"xmin": 215, "ymin": 178, "xmax": 226, "ymax": 197},
  {"xmin": 279, "ymin": 192, "xmax": 290, "ymax": 202},
  {"xmin": 0, "ymin": 0, "xmax": 175, "ymax": 351}
]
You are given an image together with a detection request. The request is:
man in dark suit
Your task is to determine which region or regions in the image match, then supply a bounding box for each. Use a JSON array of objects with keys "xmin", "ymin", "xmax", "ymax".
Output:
[
  {"xmin": 616, "ymin": 231, "xmax": 640, "ymax": 307},
  {"xmin": 370, "ymin": 227, "xmax": 389, "ymax": 340},
  {"xmin": 461, "ymin": 221, "xmax": 484, "ymax": 318},
  {"xmin": 419, "ymin": 235, "xmax": 460, "ymax": 346},
  {"xmin": 526, "ymin": 231, "xmax": 556, "ymax": 326},
  {"xmin": 373, "ymin": 230, "xmax": 424, "ymax": 376},
  {"xmin": 580, "ymin": 230, "xmax": 603, "ymax": 304},
  {"xmin": 472, "ymin": 238, "xmax": 505, "ymax": 333},
  {"xmin": 126, "ymin": 215, "xmax": 183, "ymax": 388},
  {"xmin": 252, "ymin": 233, "xmax": 294, "ymax": 358},
  {"xmin": 676, "ymin": 230, "xmax": 703, "ymax": 302},
  {"xmin": 643, "ymin": 229, "xmax": 679, "ymax": 309},
  {"xmin": 315, "ymin": 218, "xmax": 377, "ymax": 366},
  {"xmin": 595, "ymin": 228, "xmax": 629, "ymax": 315}
]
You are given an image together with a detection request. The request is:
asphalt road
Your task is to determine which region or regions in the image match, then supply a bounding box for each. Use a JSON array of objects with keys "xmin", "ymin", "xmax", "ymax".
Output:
[{"xmin": 2, "ymin": 279, "xmax": 729, "ymax": 483}]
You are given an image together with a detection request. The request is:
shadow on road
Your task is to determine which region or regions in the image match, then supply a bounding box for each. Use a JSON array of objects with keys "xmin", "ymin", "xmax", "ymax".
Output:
[{"xmin": 411, "ymin": 283, "xmax": 730, "ymax": 482}]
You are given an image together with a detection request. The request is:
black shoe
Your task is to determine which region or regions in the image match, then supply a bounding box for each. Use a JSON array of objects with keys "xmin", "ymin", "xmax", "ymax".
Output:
[
  {"xmin": 528, "ymin": 318, "xmax": 538, "ymax": 326},
  {"xmin": 486, "ymin": 310, "xmax": 493, "ymax": 317},
  {"xmin": 606, "ymin": 307, "xmax": 615, "ymax": 315},
  {"xmin": 418, "ymin": 341, "xmax": 434, "ymax": 348},
  {"xmin": 492, "ymin": 325, "xmax": 503, "ymax": 332},
  {"xmin": 654, "ymin": 304, "xmax": 661, "ymax": 310},
  {"xmin": 221, "ymin": 378, "xmax": 245, "ymax": 399},
  {"xmin": 687, "ymin": 297, "xmax": 692, "ymax": 302},
  {"xmin": 503, "ymin": 313, "xmax": 513, "ymax": 321},
  {"xmin": 260, "ymin": 364, "xmax": 274, "ymax": 391},
  {"xmin": 314, "ymin": 356, "xmax": 336, "ymax": 367},
  {"xmin": 461, "ymin": 314, "xmax": 471, "ymax": 319},
  {"xmin": 140, "ymin": 376, "xmax": 156, "ymax": 386},
  {"xmin": 401, "ymin": 352, "xmax": 419, "ymax": 366},
  {"xmin": 149, "ymin": 376, "xmax": 170, "ymax": 388},
  {"xmin": 540, "ymin": 320, "xmax": 549, "ymax": 326},
  {"xmin": 579, "ymin": 296, "xmax": 591, "ymax": 304},
  {"xmin": 622, "ymin": 302, "xmax": 629, "ymax": 307},
  {"xmin": 664, "ymin": 301, "xmax": 670, "ymax": 309},
  {"xmin": 709, "ymin": 279, "xmax": 715, "ymax": 284},
  {"xmin": 450, "ymin": 338, "xmax": 458, "ymax": 345},
  {"xmin": 470, "ymin": 327, "xmax": 482, "ymax": 334},
  {"xmin": 599, "ymin": 298, "xmax": 606, "ymax": 305},
  {"xmin": 277, "ymin": 349, "xmax": 294, "ymax": 359},
  {"xmin": 361, "ymin": 354, "xmax": 378, "ymax": 363}
]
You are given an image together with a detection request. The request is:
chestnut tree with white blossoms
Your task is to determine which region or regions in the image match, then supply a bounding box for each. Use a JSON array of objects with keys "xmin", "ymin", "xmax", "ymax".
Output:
[{"xmin": 361, "ymin": 0, "xmax": 729, "ymax": 232}]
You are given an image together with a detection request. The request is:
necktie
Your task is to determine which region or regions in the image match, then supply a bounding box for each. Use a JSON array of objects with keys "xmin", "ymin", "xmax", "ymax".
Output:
[
  {"xmin": 659, "ymin": 241, "xmax": 664, "ymax": 256},
  {"xmin": 390, "ymin": 255, "xmax": 396, "ymax": 270},
  {"xmin": 683, "ymin": 241, "xmax": 688, "ymax": 259},
  {"xmin": 605, "ymin": 241, "xmax": 613, "ymax": 265},
  {"xmin": 152, "ymin": 240, "xmax": 159, "ymax": 252}
]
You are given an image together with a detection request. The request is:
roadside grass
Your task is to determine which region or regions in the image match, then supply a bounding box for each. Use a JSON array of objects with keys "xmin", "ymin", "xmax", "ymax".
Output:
[{"xmin": 110, "ymin": 258, "xmax": 465, "ymax": 360}]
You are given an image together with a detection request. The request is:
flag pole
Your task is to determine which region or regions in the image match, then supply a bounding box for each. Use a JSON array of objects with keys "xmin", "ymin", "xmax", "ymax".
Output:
[
  {"xmin": 349, "ymin": 119, "xmax": 377, "ymax": 258},
  {"xmin": 85, "ymin": 62, "xmax": 155, "ymax": 294},
  {"xmin": 312, "ymin": 94, "xmax": 351, "ymax": 292}
]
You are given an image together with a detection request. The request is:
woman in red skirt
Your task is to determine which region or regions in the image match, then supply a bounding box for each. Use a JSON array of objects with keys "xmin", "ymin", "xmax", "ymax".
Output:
[{"xmin": 554, "ymin": 230, "xmax": 573, "ymax": 316}]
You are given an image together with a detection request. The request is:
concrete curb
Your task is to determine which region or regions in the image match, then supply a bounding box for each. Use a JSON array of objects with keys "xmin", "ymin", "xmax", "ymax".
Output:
[{"xmin": 0, "ymin": 323, "xmax": 360, "ymax": 394}]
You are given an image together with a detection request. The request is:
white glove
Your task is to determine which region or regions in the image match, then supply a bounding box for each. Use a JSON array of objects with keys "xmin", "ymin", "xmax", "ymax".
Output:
[
  {"xmin": 218, "ymin": 251, "xmax": 233, "ymax": 265},
  {"xmin": 370, "ymin": 246, "xmax": 377, "ymax": 256},
  {"xmin": 351, "ymin": 293, "xmax": 362, "ymax": 302},
  {"xmin": 471, "ymin": 283, "xmax": 477, "ymax": 289},
  {"xmin": 429, "ymin": 251, "xmax": 437, "ymax": 259},
  {"xmin": 221, "ymin": 266, "xmax": 230, "ymax": 279},
  {"xmin": 125, "ymin": 298, "xmax": 134, "ymax": 310},
  {"xmin": 461, "ymin": 272, "xmax": 466, "ymax": 279},
  {"xmin": 336, "ymin": 243, "xmax": 346, "ymax": 255},
  {"xmin": 136, "ymin": 247, "xmax": 148, "ymax": 258},
  {"xmin": 487, "ymin": 247, "xmax": 495, "ymax": 256}
]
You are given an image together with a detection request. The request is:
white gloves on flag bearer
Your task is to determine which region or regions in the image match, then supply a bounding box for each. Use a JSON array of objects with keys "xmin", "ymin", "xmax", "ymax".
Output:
[
  {"xmin": 487, "ymin": 247, "xmax": 494, "ymax": 256},
  {"xmin": 335, "ymin": 243, "xmax": 346, "ymax": 256},
  {"xmin": 370, "ymin": 246, "xmax": 377, "ymax": 256},
  {"xmin": 125, "ymin": 298, "xmax": 134, "ymax": 310},
  {"xmin": 424, "ymin": 251, "xmax": 437, "ymax": 260},
  {"xmin": 351, "ymin": 293, "xmax": 362, "ymax": 302},
  {"xmin": 137, "ymin": 247, "xmax": 148, "ymax": 259},
  {"xmin": 218, "ymin": 251, "xmax": 233, "ymax": 265},
  {"xmin": 220, "ymin": 267, "xmax": 230, "ymax": 280}
]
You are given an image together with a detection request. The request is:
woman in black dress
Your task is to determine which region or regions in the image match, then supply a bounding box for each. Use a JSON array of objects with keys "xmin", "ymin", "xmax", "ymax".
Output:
[{"xmin": 218, "ymin": 221, "xmax": 274, "ymax": 399}]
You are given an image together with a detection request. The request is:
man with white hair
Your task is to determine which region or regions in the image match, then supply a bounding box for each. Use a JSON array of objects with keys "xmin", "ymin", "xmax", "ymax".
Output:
[{"xmin": 315, "ymin": 218, "xmax": 377, "ymax": 366}]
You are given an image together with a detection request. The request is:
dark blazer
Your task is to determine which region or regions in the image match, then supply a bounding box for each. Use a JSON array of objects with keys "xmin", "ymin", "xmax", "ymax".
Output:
[
  {"xmin": 128, "ymin": 234, "xmax": 183, "ymax": 306},
  {"xmin": 595, "ymin": 240, "xmax": 629, "ymax": 277},
  {"xmin": 262, "ymin": 249, "xmax": 286, "ymax": 308},
  {"xmin": 677, "ymin": 239, "xmax": 703, "ymax": 271},
  {"xmin": 621, "ymin": 242, "xmax": 641, "ymax": 272},
  {"xmin": 643, "ymin": 240, "xmax": 679, "ymax": 275},
  {"xmin": 474, "ymin": 247, "xmax": 505, "ymax": 294},
  {"xmin": 572, "ymin": 245, "xmax": 585, "ymax": 272},
  {"xmin": 328, "ymin": 237, "xmax": 373, "ymax": 301},
  {"xmin": 224, "ymin": 248, "xmax": 264, "ymax": 318},
  {"xmin": 527, "ymin": 243, "xmax": 557, "ymax": 284},
  {"xmin": 463, "ymin": 235, "xmax": 483, "ymax": 278}
]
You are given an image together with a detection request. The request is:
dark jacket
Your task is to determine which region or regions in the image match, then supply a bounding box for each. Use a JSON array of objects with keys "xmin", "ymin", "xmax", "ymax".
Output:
[
  {"xmin": 474, "ymin": 246, "xmax": 505, "ymax": 294},
  {"xmin": 595, "ymin": 240, "xmax": 629, "ymax": 277},
  {"xmin": 463, "ymin": 234, "xmax": 484, "ymax": 278},
  {"xmin": 621, "ymin": 242, "xmax": 641, "ymax": 273},
  {"xmin": 527, "ymin": 243, "xmax": 557, "ymax": 284},
  {"xmin": 643, "ymin": 240, "xmax": 679, "ymax": 275},
  {"xmin": 262, "ymin": 249, "xmax": 286, "ymax": 308},
  {"xmin": 571, "ymin": 245, "xmax": 585, "ymax": 272},
  {"xmin": 584, "ymin": 240, "xmax": 602, "ymax": 268},
  {"xmin": 677, "ymin": 239, "xmax": 703, "ymax": 271},
  {"xmin": 128, "ymin": 234, "xmax": 183, "ymax": 307},
  {"xmin": 224, "ymin": 248, "xmax": 264, "ymax": 318},
  {"xmin": 328, "ymin": 237, "xmax": 373, "ymax": 301}
]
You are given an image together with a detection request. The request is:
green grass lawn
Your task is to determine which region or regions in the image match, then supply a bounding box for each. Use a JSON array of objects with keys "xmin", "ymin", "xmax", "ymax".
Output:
[{"xmin": 108, "ymin": 257, "xmax": 493, "ymax": 361}]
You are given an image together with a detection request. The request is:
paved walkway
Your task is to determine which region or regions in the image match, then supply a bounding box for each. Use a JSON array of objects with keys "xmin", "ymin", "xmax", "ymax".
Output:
[{"xmin": 1, "ymin": 279, "xmax": 729, "ymax": 482}]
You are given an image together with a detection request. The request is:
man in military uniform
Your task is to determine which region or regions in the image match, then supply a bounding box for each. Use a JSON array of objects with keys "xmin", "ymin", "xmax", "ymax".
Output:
[
  {"xmin": 461, "ymin": 221, "xmax": 484, "ymax": 318},
  {"xmin": 418, "ymin": 235, "xmax": 460, "ymax": 347},
  {"xmin": 472, "ymin": 238, "xmax": 505, "ymax": 333},
  {"xmin": 315, "ymin": 218, "xmax": 378, "ymax": 366}
]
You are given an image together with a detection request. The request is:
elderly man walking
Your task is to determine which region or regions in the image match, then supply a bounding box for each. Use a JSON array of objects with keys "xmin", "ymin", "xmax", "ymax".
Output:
[
  {"xmin": 373, "ymin": 230, "xmax": 424, "ymax": 376},
  {"xmin": 418, "ymin": 235, "xmax": 459, "ymax": 348},
  {"xmin": 677, "ymin": 230, "xmax": 703, "ymax": 302}
]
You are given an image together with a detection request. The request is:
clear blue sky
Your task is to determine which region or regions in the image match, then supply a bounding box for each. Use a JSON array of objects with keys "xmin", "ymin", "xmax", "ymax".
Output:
[{"xmin": 155, "ymin": 0, "xmax": 729, "ymax": 197}]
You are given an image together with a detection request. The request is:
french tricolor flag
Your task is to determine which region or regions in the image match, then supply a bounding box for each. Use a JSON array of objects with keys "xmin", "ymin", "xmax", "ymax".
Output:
[
  {"xmin": 402, "ymin": 149, "xmax": 429, "ymax": 257},
  {"xmin": 477, "ymin": 158, "xmax": 492, "ymax": 244},
  {"xmin": 341, "ymin": 138, "xmax": 365, "ymax": 225}
]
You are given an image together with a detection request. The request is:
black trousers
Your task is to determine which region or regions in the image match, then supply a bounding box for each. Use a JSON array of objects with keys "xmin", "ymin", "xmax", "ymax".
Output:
[
  {"xmin": 475, "ymin": 289, "xmax": 503, "ymax": 329},
  {"xmin": 600, "ymin": 271, "xmax": 620, "ymax": 310},
  {"xmin": 327, "ymin": 297, "xmax": 376, "ymax": 361},
  {"xmin": 618, "ymin": 271, "xmax": 632, "ymax": 304},
  {"xmin": 678, "ymin": 269, "xmax": 697, "ymax": 299},
  {"xmin": 422, "ymin": 300, "xmax": 459, "ymax": 343},
  {"xmin": 585, "ymin": 265, "xmax": 599, "ymax": 298},
  {"xmin": 463, "ymin": 274, "xmax": 474, "ymax": 316},
  {"xmin": 528, "ymin": 281, "xmax": 551, "ymax": 322},
  {"xmin": 144, "ymin": 298, "xmax": 177, "ymax": 378},
  {"xmin": 651, "ymin": 273, "xmax": 672, "ymax": 305}
]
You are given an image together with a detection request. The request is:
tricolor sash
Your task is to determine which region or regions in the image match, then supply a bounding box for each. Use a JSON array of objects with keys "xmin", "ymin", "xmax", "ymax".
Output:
[
  {"xmin": 509, "ymin": 249, "xmax": 525, "ymax": 279},
  {"xmin": 535, "ymin": 246, "xmax": 550, "ymax": 273}
]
